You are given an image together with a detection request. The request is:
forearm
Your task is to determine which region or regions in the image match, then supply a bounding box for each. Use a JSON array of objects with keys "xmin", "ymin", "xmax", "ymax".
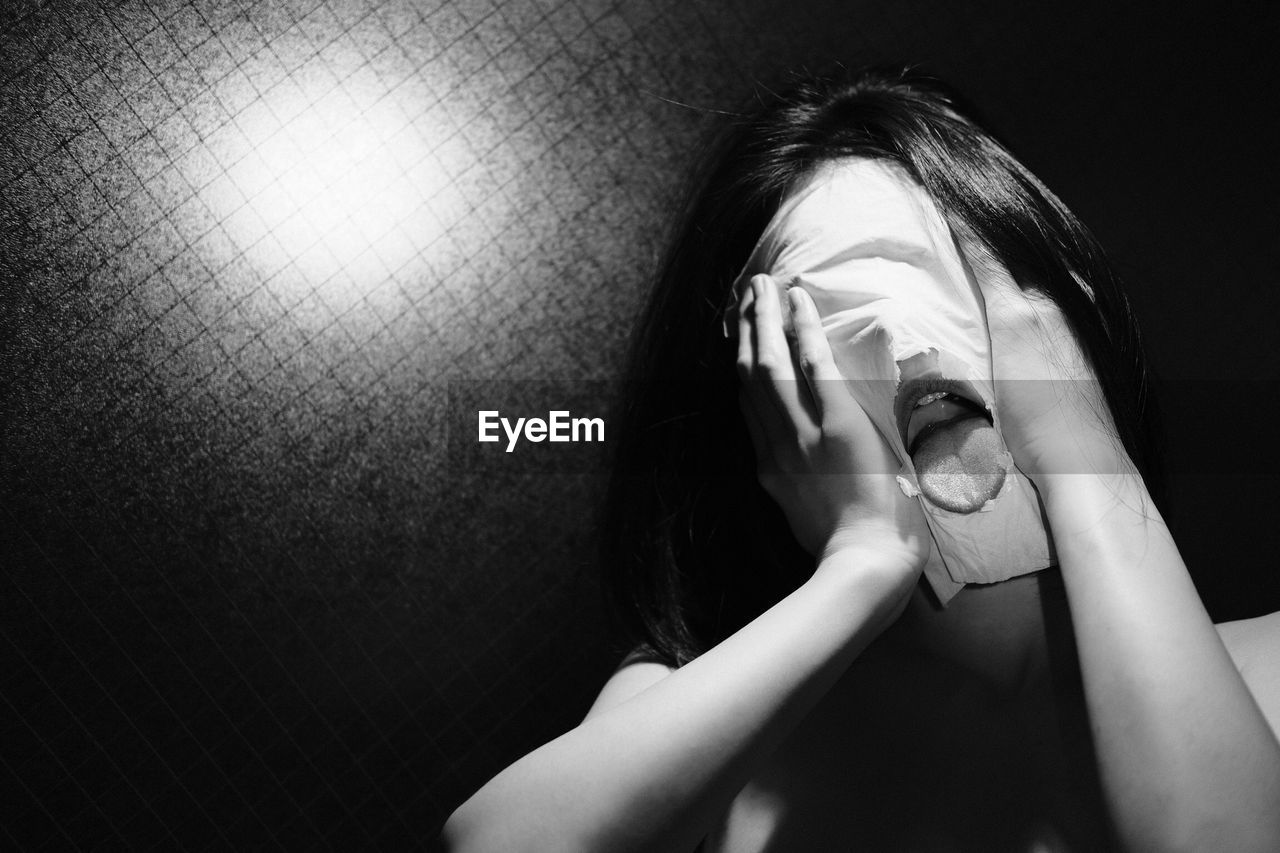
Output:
[
  {"xmin": 1042, "ymin": 473, "xmax": 1280, "ymax": 851},
  {"xmin": 442, "ymin": 546, "xmax": 911, "ymax": 853}
]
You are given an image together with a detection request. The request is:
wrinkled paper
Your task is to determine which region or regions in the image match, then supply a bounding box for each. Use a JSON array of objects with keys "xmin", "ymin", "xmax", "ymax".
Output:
[{"xmin": 726, "ymin": 158, "xmax": 1055, "ymax": 604}]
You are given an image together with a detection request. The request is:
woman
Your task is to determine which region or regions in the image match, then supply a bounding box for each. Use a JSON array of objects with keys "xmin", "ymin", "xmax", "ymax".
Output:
[{"xmin": 441, "ymin": 67, "xmax": 1280, "ymax": 851}]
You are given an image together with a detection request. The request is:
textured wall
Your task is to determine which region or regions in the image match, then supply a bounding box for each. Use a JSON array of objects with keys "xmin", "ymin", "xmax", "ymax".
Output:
[{"xmin": 2, "ymin": 0, "xmax": 1277, "ymax": 847}]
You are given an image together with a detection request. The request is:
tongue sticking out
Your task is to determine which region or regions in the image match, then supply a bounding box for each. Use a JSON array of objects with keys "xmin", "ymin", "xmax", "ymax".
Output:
[{"xmin": 905, "ymin": 396, "xmax": 1006, "ymax": 513}]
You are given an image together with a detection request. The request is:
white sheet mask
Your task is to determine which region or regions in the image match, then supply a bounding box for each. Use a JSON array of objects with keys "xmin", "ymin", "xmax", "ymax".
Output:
[{"xmin": 727, "ymin": 158, "xmax": 1055, "ymax": 604}]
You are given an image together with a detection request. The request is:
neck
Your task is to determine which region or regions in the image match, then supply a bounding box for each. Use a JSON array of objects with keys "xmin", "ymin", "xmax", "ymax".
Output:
[{"xmin": 879, "ymin": 569, "xmax": 1077, "ymax": 697}]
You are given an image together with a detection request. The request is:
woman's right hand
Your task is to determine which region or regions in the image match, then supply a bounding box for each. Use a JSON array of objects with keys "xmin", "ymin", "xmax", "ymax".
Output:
[
  {"xmin": 443, "ymin": 274, "xmax": 932, "ymax": 853},
  {"xmin": 737, "ymin": 274, "xmax": 930, "ymax": 581}
]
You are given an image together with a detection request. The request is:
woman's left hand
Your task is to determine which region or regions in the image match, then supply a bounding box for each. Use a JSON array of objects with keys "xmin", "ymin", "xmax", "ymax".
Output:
[
  {"xmin": 974, "ymin": 259, "xmax": 1280, "ymax": 852},
  {"xmin": 975, "ymin": 257, "xmax": 1131, "ymax": 483}
]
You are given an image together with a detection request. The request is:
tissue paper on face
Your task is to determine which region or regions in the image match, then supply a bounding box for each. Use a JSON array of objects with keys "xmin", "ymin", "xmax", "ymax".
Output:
[{"xmin": 727, "ymin": 158, "xmax": 1055, "ymax": 604}]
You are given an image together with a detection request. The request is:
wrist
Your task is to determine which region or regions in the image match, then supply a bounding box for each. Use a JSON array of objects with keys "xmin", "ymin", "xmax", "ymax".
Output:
[
  {"xmin": 1025, "ymin": 444, "xmax": 1139, "ymax": 494},
  {"xmin": 820, "ymin": 520, "xmax": 925, "ymax": 568},
  {"xmin": 1037, "ymin": 469, "xmax": 1147, "ymax": 509},
  {"xmin": 1038, "ymin": 471, "xmax": 1166, "ymax": 558},
  {"xmin": 813, "ymin": 526, "xmax": 923, "ymax": 606}
]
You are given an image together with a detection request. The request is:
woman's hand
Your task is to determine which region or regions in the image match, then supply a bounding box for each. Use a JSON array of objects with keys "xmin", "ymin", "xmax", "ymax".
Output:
[
  {"xmin": 975, "ymin": 257, "xmax": 1131, "ymax": 482},
  {"xmin": 972, "ymin": 254, "xmax": 1280, "ymax": 851},
  {"xmin": 737, "ymin": 274, "xmax": 929, "ymax": 575}
]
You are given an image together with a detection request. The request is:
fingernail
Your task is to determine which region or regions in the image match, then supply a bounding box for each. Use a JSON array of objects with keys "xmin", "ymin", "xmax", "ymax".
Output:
[{"xmin": 788, "ymin": 287, "xmax": 811, "ymax": 318}]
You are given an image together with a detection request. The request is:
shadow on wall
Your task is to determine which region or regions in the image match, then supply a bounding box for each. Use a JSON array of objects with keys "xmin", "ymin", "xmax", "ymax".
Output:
[{"xmin": 1, "ymin": 0, "xmax": 1278, "ymax": 845}]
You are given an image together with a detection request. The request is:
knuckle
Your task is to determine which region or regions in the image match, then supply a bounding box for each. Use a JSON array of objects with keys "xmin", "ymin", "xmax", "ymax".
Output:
[
  {"xmin": 754, "ymin": 351, "xmax": 781, "ymax": 374},
  {"xmin": 820, "ymin": 418, "xmax": 858, "ymax": 444},
  {"xmin": 797, "ymin": 347, "xmax": 821, "ymax": 375},
  {"xmin": 794, "ymin": 424, "xmax": 821, "ymax": 449}
]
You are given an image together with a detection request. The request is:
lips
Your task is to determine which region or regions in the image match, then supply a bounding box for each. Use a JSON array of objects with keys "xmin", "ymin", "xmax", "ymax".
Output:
[
  {"xmin": 894, "ymin": 377, "xmax": 991, "ymax": 451},
  {"xmin": 894, "ymin": 376, "xmax": 1006, "ymax": 513}
]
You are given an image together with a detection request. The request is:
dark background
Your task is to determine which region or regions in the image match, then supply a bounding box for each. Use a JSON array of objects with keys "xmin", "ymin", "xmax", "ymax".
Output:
[{"xmin": 2, "ymin": 0, "xmax": 1277, "ymax": 847}]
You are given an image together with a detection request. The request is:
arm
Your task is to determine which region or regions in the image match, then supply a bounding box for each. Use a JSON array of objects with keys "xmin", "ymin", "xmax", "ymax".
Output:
[
  {"xmin": 1043, "ymin": 471, "xmax": 1280, "ymax": 852},
  {"xmin": 442, "ymin": 545, "xmax": 916, "ymax": 853},
  {"xmin": 441, "ymin": 279, "xmax": 928, "ymax": 852},
  {"xmin": 977, "ymin": 264, "xmax": 1280, "ymax": 851}
]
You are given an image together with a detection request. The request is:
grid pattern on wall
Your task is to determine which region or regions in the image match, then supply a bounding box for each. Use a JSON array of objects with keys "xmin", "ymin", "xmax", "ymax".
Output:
[{"xmin": 2, "ymin": 0, "xmax": 1278, "ymax": 847}]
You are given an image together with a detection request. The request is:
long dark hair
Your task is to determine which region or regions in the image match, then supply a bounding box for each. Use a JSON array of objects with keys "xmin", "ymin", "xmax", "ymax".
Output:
[{"xmin": 600, "ymin": 66, "xmax": 1165, "ymax": 668}]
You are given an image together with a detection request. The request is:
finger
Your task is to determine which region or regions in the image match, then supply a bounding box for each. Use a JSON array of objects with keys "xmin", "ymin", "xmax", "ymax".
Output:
[
  {"xmin": 736, "ymin": 284, "xmax": 797, "ymax": 470},
  {"xmin": 736, "ymin": 276, "xmax": 784, "ymax": 435},
  {"xmin": 957, "ymin": 227, "xmax": 1022, "ymax": 313},
  {"xmin": 750, "ymin": 274, "xmax": 791, "ymax": 377},
  {"xmin": 749, "ymin": 274, "xmax": 812, "ymax": 432},
  {"xmin": 788, "ymin": 287, "xmax": 856, "ymax": 429},
  {"xmin": 737, "ymin": 274, "xmax": 787, "ymax": 440}
]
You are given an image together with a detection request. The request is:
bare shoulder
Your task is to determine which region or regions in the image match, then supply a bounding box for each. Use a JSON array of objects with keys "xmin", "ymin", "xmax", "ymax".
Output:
[
  {"xmin": 583, "ymin": 649, "xmax": 675, "ymax": 722},
  {"xmin": 1217, "ymin": 611, "xmax": 1280, "ymax": 736}
]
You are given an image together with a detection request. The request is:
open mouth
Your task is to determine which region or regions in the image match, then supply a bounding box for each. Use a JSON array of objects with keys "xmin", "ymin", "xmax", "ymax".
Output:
[
  {"xmin": 895, "ymin": 377, "xmax": 992, "ymax": 452},
  {"xmin": 894, "ymin": 376, "xmax": 1005, "ymax": 513}
]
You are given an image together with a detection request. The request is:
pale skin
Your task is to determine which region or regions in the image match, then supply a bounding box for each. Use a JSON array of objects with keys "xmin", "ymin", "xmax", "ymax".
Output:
[{"xmin": 441, "ymin": 268, "xmax": 1280, "ymax": 851}]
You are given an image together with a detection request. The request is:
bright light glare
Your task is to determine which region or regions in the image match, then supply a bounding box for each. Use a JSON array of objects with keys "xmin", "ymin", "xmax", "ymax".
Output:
[{"xmin": 202, "ymin": 70, "xmax": 456, "ymax": 291}]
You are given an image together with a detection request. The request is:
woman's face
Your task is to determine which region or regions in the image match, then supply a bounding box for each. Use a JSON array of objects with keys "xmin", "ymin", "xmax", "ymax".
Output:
[
  {"xmin": 745, "ymin": 158, "xmax": 1003, "ymax": 506},
  {"xmin": 731, "ymin": 157, "xmax": 1058, "ymax": 603}
]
